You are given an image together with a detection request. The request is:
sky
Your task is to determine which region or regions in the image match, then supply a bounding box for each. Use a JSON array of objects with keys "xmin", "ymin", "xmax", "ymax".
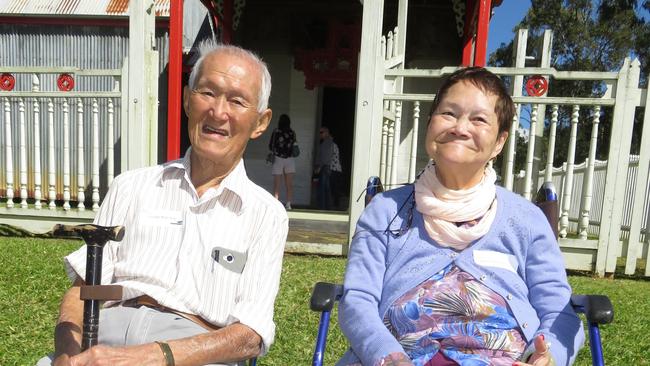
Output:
[
  {"xmin": 487, "ymin": 0, "xmax": 650, "ymax": 57},
  {"xmin": 488, "ymin": 0, "xmax": 532, "ymax": 56}
]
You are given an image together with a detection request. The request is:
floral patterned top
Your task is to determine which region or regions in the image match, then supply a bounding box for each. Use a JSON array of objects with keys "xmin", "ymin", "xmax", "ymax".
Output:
[
  {"xmin": 269, "ymin": 128, "xmax": 296, "ymax": 158},
  {"xmin": 379, "ymin": 264, "xmax": 527, "ymax": 365},
  {"xmin": 330, "ymin": 143, "xmax": 342, "ymax": 172}
]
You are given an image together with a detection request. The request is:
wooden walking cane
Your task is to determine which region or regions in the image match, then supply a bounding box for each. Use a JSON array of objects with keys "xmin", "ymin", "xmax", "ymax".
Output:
[{"xmin": 52, "ymin": 224, "xmax": 125, "ymax": 351}]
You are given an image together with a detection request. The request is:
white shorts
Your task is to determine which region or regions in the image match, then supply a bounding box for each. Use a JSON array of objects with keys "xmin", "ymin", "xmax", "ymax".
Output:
[{"xmin": 272, "ymin": 156, "xmax": 296, "ymax": 175}]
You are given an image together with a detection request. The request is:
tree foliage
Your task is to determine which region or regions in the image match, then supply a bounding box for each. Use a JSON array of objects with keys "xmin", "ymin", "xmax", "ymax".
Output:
[{"xmin": 489, "ymin": 0, "xmax": 648, "ymax": 174}]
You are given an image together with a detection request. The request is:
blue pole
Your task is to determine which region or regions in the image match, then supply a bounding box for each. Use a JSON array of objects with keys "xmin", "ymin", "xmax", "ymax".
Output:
[
  {"xmin": 588, "ymin": 323, "xmax": 605, "ymax": 366},
  {"xmin": 312, "ymin": 310, "xmax": 332, "ymax": 366}
]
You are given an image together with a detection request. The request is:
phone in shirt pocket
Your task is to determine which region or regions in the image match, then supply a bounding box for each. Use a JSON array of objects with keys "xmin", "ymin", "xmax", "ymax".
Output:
[{"xmin": 211, "ymin": 247, "xmax": 247, "ymax": 274}]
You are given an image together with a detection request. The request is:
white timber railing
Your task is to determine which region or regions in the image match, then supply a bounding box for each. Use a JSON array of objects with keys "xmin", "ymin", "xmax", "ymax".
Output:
[
  {"xmin": 0, "ymin": 66, "xmax": 125, "ymax": 232},
  {"xmin": 355, "ymin": 24, "xmax": 650, "ymax": 277}
]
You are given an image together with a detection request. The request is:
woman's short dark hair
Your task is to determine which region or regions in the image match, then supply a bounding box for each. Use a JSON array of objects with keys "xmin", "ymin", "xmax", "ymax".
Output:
[
  {"xmin": 429, "ymin": 67, "xmax": 515, "ymax": 135},
  {"xmin": 278, "ymin": 114, "xmax": 291, "ymax": 131}
]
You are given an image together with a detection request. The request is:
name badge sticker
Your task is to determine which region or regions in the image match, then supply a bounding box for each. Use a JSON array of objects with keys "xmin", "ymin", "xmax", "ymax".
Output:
[
  {"xmin": 211, "ymin": 247, "xmax": 247, "ymax": 274},
  {"xmin": 140, "ymin": 210, "xmax": 183, "ymax": 226},
  {"xmin": 473, "ymin": 250, "xmax": 518, "ymax": 273}
]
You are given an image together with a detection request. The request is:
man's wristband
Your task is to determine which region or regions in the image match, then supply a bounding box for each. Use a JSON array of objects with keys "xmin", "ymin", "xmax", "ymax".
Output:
[{"xmin": 155, "ymin": 341, "xmax": 175, "ymax": 366}]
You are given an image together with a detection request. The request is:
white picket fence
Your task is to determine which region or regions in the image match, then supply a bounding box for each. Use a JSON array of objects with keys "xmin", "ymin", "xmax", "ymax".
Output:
[{"xmin": 513, "ymin": 155, "xmax": 650, "ymax": 244}]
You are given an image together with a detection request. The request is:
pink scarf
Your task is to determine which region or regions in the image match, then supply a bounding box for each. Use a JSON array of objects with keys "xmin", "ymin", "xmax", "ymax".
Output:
[{"xmin": 414, "ymin": 162, "xmax": 498, "ymax": 250}]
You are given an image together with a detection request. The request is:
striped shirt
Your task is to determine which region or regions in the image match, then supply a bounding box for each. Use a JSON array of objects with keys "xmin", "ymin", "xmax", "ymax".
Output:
[{"xmin": 64, "ymin": 150, "xmax": 289, "ymax": 355}]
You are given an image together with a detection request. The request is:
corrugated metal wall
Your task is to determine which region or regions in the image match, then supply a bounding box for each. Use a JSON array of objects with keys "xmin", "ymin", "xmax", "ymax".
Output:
[{"xmin": 0, "ymin": 24, "xmax": 169, "ymax": 89}]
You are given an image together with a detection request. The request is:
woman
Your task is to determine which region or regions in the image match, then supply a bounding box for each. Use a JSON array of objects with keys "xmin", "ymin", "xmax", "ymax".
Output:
[
  {"xmin": 337, "ymin": 68, "xmax": 584, "ymax": 366},
  {"xmin": 269, "ymin": 114, "xmax": 297, "ymax": 209}
]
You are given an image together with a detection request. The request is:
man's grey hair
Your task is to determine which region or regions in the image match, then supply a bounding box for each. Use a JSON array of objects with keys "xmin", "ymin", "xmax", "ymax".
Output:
[{"xmin": 188, "ymin": 39, "xmax": 272, "ymax": 112}]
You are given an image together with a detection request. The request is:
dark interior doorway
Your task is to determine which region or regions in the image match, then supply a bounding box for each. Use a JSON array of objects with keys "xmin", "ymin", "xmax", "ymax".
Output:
[{"xmin": 321, "ymin": 87, "xmax": 355, "ymax": 211}]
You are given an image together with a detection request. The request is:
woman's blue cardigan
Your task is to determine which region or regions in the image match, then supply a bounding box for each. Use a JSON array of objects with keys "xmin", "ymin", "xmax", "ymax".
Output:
[{"xmin": 337, "ymin": 185, "xmax": 585, "ymax": 366}]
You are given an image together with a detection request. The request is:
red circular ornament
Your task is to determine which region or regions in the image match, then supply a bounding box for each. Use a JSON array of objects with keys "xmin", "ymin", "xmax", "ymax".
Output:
[
  {"xmin": 57, "ymin": 73, "xmax": 75, "ymax": 92},
  {"xmin": 0, "ymin": 73, "xmax": 15, "ymax": 91},
  {"xmin": 525, "ymin": 75, "xmax": 548, "ymax": 97}
]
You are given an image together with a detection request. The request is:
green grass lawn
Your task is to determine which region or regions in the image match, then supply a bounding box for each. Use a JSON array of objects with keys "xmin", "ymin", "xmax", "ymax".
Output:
[{"xmin": 1, "ymin": 237, "xmax": 649, "ymax": 365}]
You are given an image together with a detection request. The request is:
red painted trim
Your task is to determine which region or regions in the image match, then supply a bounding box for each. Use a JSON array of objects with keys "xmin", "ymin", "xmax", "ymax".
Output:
[
  {"xmin": 222, "ymin": 0, "xmax": 233, "ymax": 44},
  {"xmin": 0, "ymin": 15, "xmax": 169, "ymax": 28},
  {"xmin": 473, "ymin": 0, "xmax": 491, "ymax": 66},
  {"xmin": 167, "ymin": 0, "xmax": 183, "ymax": 161},
  {"xmin": 461, "ymin": 0, "xmax": 476, "ymax": 66}
]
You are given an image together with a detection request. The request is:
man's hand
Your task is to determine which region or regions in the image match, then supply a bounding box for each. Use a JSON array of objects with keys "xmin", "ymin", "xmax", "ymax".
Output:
[
  {"xmin": 66, "ymin": 343, "xmax": 164, "ymax": 366},
  {"xmin": 513, "ymin": 334, "xmax": 553, "ymax": 366}
]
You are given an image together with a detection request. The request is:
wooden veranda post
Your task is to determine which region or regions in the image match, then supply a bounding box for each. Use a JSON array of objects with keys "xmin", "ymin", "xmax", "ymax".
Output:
[
  {"xmin": 124, "ymin": 0, "xmax": 159, "ymax": 170},
  {"xmin": 596, "ymin": 58, "xmax": 640, "ymax": 276},
  {"xmin": 348, "ymin": 0, "xmax": 386, "ymax": 251},
  {"xmin": 624, "ymin": 73, "xmax": 650, "ymax": 275}
]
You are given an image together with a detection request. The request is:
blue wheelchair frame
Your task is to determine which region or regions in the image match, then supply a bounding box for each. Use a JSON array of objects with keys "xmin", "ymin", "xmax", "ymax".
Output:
[{"xmin": 310, "ymin": 178, "xmax": 613, "ymax": 366}]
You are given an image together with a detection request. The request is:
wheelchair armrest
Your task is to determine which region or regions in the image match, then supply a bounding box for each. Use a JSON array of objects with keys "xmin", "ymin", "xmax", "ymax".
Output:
[
  {"xmin": 310, "ymin": 282, "xmax": 344, "ymax": 312},
  {"xmin": 571, "ymin": 294, "xmax": 614, "ymax": 325}
]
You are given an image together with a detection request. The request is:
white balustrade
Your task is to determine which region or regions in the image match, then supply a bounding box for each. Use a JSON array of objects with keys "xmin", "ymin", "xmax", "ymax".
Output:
[
  {"xmin": 386, "ymin": 118, "xmax": 395, "ymax": 185},
  {"xmin": 108, "ymin": 99, "xmax": 115, "ymax": 186},
  {"xmin": 76, "ymin": 98, "xmax": 85, "ymax": 210},
  {"xmin": 559, "ymin": 105, "xmax": 580, "ymax": 238},
  {"xmin": 390, "ymin": 101, "xmax": 402, "ymax": 186},
  {"xmin": 579, "ymin": 106, "xmax": 601, "ymax": 239},
  {"xmin": 523, "ymin": 105, "xmax": 538, "ymax": 200},
  {"xmin": 409, "ymin": 101, "xmax": 420, "ymax": 182},
  {"xmin": 18, "ymin": 98, "xmax": 27, "ymax": 208},
  {"xmin": 32, "ymin": 75, "xmax": 42, "ymax": 209},
  {"xmin": 391, "ymin": 27, "xmax": 399, "ymax": 57},
  {"xmin": 62, "ymin": 99, "xmax": 71, "ymax": 210},
  {"xmin": 503, "ymin": 109, "xmax": 520, "ymax": 190},
  {"xmin": 47, "ymin": 99, "xmax": 56, "ymax": 209},
  {"xmin": 544, "ymin": 105, "xmax": 559, "ymax": 182},
  {"xmin": 4, "ymin": 98, "xmax": 14, "ymax": 208},
  {"xmin": 92, "ymin": 99, "xmax": 100, "ymax": 210},
  {"xmin": 386, "ymin": 31, "xmax": 394, "ymax": 60},
  {"xmin": 380, "ymin": 117, "xmax": 388, "ymax": 183},
  {"xmin": 0, "ymin": 69, "xmax": 122, "ymax": 220},
  {"xmin": 381, "ymin": 36, "xmax": 386, "ymax": 60}
]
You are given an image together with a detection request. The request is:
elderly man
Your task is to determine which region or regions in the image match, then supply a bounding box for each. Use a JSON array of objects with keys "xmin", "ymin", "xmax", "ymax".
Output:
[{"xmin": 39, "ymin": 40, "xmax": 287, "ymax": 366}]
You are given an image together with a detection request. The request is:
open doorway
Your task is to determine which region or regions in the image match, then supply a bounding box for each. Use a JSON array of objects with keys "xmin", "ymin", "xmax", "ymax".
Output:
[{"xmin": 320, "ymin": 87, "xmax": 355, "ymax": 211}]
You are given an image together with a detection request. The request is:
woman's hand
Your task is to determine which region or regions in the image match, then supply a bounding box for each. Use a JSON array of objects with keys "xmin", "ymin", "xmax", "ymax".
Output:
[
  {"xmin": 513, "ymin": 334, "xmax": 553, "ymax": 366},
  {"xmin": 377, "ymin": 352, "xmax": 414, "ymax": 366}
]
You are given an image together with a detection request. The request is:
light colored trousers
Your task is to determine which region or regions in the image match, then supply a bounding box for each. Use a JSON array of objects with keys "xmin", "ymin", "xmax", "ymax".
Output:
[{"xmin": 36, "ymin": 305, "xmax": 246, "ymax": 366}]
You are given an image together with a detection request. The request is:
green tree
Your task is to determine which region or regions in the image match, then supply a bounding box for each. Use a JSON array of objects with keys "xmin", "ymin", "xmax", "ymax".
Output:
[{"xmin": 489, "ymin": 0, "xmax": 647, "ymax": 171}]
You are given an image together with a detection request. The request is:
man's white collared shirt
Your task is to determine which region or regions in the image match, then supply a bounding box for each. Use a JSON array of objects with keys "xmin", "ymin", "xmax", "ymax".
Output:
[{"xmin": 64, "ymin": 153, "xmax": 288, "ymax": 354}]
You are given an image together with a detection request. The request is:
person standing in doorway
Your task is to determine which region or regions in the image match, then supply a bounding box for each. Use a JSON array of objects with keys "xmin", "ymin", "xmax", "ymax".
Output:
[
  {"xmin": 315, "ymin": 126, "xmax": 341, "ymax": 210},
  {"xmin": 269, "ymin": 114, "xmax": 297, "ymax": 209}
]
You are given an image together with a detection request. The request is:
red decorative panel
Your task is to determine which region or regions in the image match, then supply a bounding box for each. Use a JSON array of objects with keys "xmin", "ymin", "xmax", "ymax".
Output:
[{"xmin": 294, "ymin": 21, "xmax": 361, "ymax": 90}]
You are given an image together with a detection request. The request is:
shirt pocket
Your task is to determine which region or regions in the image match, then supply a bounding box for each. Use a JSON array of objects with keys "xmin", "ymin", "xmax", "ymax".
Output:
[{"xmin": 200, "ymin": 241, "xmax": 249, "ymax": 305}]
